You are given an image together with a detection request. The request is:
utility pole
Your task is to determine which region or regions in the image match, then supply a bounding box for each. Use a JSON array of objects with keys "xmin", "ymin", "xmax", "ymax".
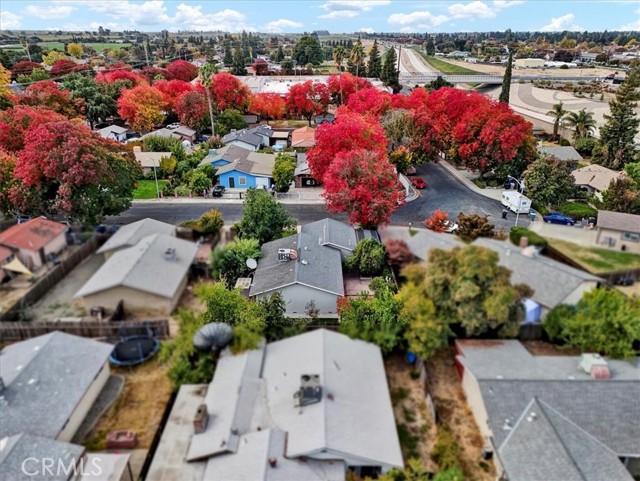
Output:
[
  {"xmin": 143, "ymin": 41, "xmax": 150, "ymax": 66},
  {"xmin": 397, "ymin": 45, "xmax": 402, "ymax": 77}
]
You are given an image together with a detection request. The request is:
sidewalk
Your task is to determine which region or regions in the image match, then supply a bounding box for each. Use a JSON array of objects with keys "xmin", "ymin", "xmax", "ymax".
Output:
[
  {"xmin": 437, "ymin": 161, "xmax": 504, "ymax": 201},
  {"xmin": 529, "ymin": 218, "xmax": 599, "ymax": 247}
]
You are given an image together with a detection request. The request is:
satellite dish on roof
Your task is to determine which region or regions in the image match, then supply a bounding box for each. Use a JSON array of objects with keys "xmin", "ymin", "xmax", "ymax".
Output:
[{"xmin": 246, "ymin": 258, "xmax": 258, "ymax": 270}]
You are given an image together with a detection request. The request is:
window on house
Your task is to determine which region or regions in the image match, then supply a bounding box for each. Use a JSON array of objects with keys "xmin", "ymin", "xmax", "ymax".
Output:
[
  {"xmin": 239, "ymin": 176, "xmax": 247, "ymax": 186},
  {"xmin": 621, "ymin": 232, "xmax": 640, "ymax": 242}
]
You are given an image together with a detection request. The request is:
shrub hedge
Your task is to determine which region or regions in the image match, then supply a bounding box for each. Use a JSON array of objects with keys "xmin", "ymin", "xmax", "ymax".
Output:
[{"xmin": 510, "ymin": 227, "xmax": 548, "ymax": 248}]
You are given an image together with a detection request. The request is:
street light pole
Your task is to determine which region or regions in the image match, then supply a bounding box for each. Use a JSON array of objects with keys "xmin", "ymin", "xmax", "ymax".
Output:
[{"xmin": 508, "ymin": 175, "xmax": 525, "ymax": 227}]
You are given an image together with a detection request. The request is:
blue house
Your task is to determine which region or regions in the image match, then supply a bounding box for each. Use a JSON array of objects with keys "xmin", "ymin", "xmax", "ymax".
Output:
[{"xmin": 200, "ymin": 145, "xmax": 275, "ymax": 189}]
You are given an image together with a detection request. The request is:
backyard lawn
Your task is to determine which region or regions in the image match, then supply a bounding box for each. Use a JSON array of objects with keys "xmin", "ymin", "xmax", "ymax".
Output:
[
  {"xmin": 412, "ymin": 49, "xmax": 480, "ymax": 75},
  {"xmin": 133, "ymin": 180, "xmax": 167, "ymax": 199},
  {"xmin": 548, "ymin": 238, "xmax": 640, "ymax": 273}
]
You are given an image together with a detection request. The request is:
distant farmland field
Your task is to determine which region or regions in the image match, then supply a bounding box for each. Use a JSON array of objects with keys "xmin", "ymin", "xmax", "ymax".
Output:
[{"xmin": 37, "ymin": 42, "xmax": 131, "ymax": 52}]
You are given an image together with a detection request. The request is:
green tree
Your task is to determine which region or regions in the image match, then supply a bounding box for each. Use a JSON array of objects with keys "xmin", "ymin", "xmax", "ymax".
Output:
[
  {"xmin": 180, "ymin": 209, "xmax": 224, "ymax": 235},
  {"xmin": 237, "ymin": 188, "xmax": 295, "ymax": 244},
  {"xmin": 231, "ymin": 44, "xmax": 246, "ymax": 76},
  {"xmin": 366, "ymin": 39, "xmax": 382, "ymax": 78},
  {"xmin": 344, "ymin": 238, "xmax": 387, "ymax": 277},
  {"xmin": 210, "ymin": 237, "xmax": 262, "ymax": 288},
  {"xmin": 389, "ymin": 146, "xmax": 413, "ymax": 175},
  {"xmin": 186, "ymin": 169, "xmax": 212, "ymax": 195},
  {"xmin": 348, "ymin": 40, "xmax": 365, "ymax": 78},
  {"xmin": 339, "ymin": 282, "xmax": 406, "ymax": 354},
  {"xmin": 563, "ymin": 109, "xmax": 597, "ymax": 141},
  {"xmin": 547, "ymin": 102, "xmax": 567, "ymax": 141},
  {"xmin": 456, "ymin": 213, "xmax": 495, "ymax": 241},
  {"xmin": 624, "ymin": 162, "xmax": 640, "ymax": 185},
  {"xmin": 399, "ymin": 246, "xmax": 530, "ymax": 359},
  {"xmin": 223, "ymin": 42, "xmax": 233, "ymax": 66},
  {"xmin": 261, "ymin": 292, "xmax": 308, "ymax": 342},
  {"xmin": 523, "ymin": 155, "xmax": 575, "ymax": 208},
  {"xmin": 292, "ymin": 35, "xmax": 324, "ymax": 66},
  {"xmin": 599, "ymin": 177, "xmax": 640, "ymax": 214},
  {"xmin": 272, "ymin": 153, "xmax": 297, "ymax": 192},
  {"xmin": 214, "ymin": 109, "xmax": 247, "ymax": 136},
  {"xmin": 62, "ymin": 74, "xmax": 119, "ymax": 129},
  {"xmin": 427, "ymin": 76, "xmax": 453, "ymax": 91},
  {"xmin": 17, "ymin": 68, "xmax": 50, "ymax": 84},
  {"xmin": 332, "ymin": 45, "xmax": 345, "ymax": 72},
  {"xmin": 198, "ymin": 62, "xmax": 219, "ymax": 136},
  {"xmin": 544, "ymin": 288, "xmax": 640, "ymax": 359},
  {"xmin": 380, "ymin": 47, "xmax": 399, "ymax": 90},
  {"xmin": 499, "ymin": 51, "xmax": 513, "ymax": 103},
  {"xmin": 593, "ymin": 66, "xmax": 640, "ymax": 169},
  {"xmin": 425, "ymin": 38, "xmax": 436, "ymax": 56},
  {"xmin": 381, "ymin": 109, "xmax": 412, "ymax": 150}
]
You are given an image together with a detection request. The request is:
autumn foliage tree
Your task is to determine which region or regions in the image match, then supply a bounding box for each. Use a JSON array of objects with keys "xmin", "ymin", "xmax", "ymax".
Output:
[
  {"xmin": 117, "ymin": 85, "xmax": 165, "ymax": 131},
  {"xmin": 252, "ymin": 59, "xmax": 269, "ymax": 75},
  {"xmin": 10, "ymin": 61, "xmax": 42, "ymax": 79},
  {"xmin": 208, "ymin": 73, "xmax": 250, "ymax": 111},
  {"xmin": 249, "ymin": 93, "xmax": 286, "ymax": 123},
  {"xmin": 140, "ymin": 66, "xmax": 172, "ymax": 82},
  {"xmin": 176, "ymin": 91, "xmax": 210, "ymax": 131},
  {"xmin": 307, "ymin": 108, "xmax": 387, "ymax": 181},
  {"xmin": 285, "ymin": 80, "xmax": 330, "ymax": 125},
  {"xmin": 0, "ymin": 106, "xmax": 68, "ymax": 152},
  {"xmin": 346, "ymin": 88, "xmax": 393, "ymax": 117},
  {"xmin": 327, "ymin": 73, "xmax": 372, "ymax": 104},
  {"xmin": 424, "ymin": 209, "xmax": 449, "ymax": 232},
  {"xmin": 154, "ymin": 79, "xmax": 195, "ymax": 115},
  {"xmin": 96, "ymin": 69, "xmax": 148, "ymax": 87},
  {"xmin": 49, "ymin": 59, "xmax": 78, "ymax": 77},
  {"xmin": 323, "ymin": 149, "xmax": 405, "ymax": 228},
  {"xmin": 9, "ymin": 121, "xmax": 141, "ymax": 223},
  {"xmin": 14, "ymin": 81, "xmax": 80, "ymax": 118},
  {"xmin": 384, "ymin": 239, "xmax": 415, "ymax": 268},
  {"xmin": 166, "ymin": 59, "xmax": 198, "ymax": 82}
]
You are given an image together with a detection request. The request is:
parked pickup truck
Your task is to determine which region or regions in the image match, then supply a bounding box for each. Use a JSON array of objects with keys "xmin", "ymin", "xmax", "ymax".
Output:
[{"xmin": 501, "ymin": 190, "xmax": 532, "ymax": 214}]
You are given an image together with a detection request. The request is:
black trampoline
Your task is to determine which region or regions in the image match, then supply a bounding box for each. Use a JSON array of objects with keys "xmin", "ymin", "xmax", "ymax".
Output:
[{"xmin": 109, "ymin": 335, "xmax": 160, "ymax": 367}]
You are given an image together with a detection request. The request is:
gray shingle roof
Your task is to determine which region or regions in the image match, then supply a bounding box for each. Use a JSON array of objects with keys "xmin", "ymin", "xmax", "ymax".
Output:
[
  {"xmin": 597, "ymin": 210, "xmax": 640, "ymax": 235},
  {"xmin": 97, "ymin": 218, "xmax": 176, "ymax": 255},
  {"xmin": 215, "ymin": 149, "xmax": 276, "ymax": 177},
  {"xmin": 499, "ymin": 398, "xmax": 634, "ymax": 481},
  {"xmin": 0, "ymin": 434, "xmax": 85, "ymax": 481},
  {"xmin": 304, "ymin": 218, "xmax": 358, "ymax": 253},
  {"xmin": 472, "ymin": 238, "xmax": 602, "ymax": 309},
  {"xmin": 76, "ymin": 233, "xmax": 197, "ymax": 299},
  {"xmin": 97, "ymin": 125, "xmax": 128, "ymax": 138},
  {"xmin": 0, "ymin": 332, "xmax": 112, "ymax": 439},
  {"xmin": 538, "ymin": 145, "xmax": 583, "ymax": 162},
  {"xmin": 572, "ymin": 165, "xmax": 625, "ymax": 192},
  {"xmin": 223, "ymin": 126, "xmax": 273, "ymax": 147},
  {"xmin": 174, "ymin": 125, "xmax": 196, "ymax": 136}
]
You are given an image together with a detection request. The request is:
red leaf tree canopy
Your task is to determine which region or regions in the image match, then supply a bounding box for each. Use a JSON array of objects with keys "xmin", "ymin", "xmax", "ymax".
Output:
[
  {"xmin": 209, "ymin": 73, "xmax": 251, "ymax": 111},
  {"xmin": 14, "ymin": 81, "xmax": 80, "ymax": 118},
  {"xmin": 166, "ymin": 60, "xmax": 198, "ymax": 82},
  {"xmin": 424, "ymin": 209, "xmax": 449, "ymax": 232},
  {"xmin": 307, "ymin": 108, "xmax": 387, "ymax": 181},
  {"xmin": 154, "ymin": 79, "xmax": 195, "ymax": 114},
  {"xmin": 327, "ymin": 73, "xmax": 373, "ymax": 104},
  {"xmin": 11, "ymin": 61, "xmax": 42, "ymax": 79},
  {"xmin": 0, "ymin": 106, "xmax": 68, "ymax": 152},
  {"xmin": 96, "ymin": 69, "xmax": 148, "ymax": 87},
  {"xmin": 141, "ymin": 66, "xmax": 173, "ymax": 82},
  {"xmin": 249, "ymin": 93, "xmax": 286, "ymax": 121},
  {"xmin": 322, "ymin": 149, "xmax": 405, "ymax": 228},
  {"xmin": 11, "ymin": 121, "xmax": 140, "ymax": 223},
  {"xmin": 117, "ymin": 85, "xmax": 165, "ymax": 132},
  {"xmin": 252, "ymin": 59, "xmax": 269, "ymax": 75},
  {"xmin": 285, "ymin": 81, "xmax": 330, "ymax": 125},
  {"xmin": 50, "ymin": 59, "xmax": 78, "ymax": 77},
  {"xmin": 346, "ymin": 88, "xmax": 393, "ymax": 118},
  {"xmin": 175, "ymin": 91, "xmax": 210, "ymax": 131}
]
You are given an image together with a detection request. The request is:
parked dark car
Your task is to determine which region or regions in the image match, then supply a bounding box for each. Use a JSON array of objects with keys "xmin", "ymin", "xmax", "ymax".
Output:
[
  {"xmin": 211, "ymin": 185, "xmax": 226, "ymax": 197},
  {"xmin": 614, "ymin": 277, "xmax": 635, "ymax": 286},
  {"xmin": 543, "ymin": 213, "xmax": 575, "ymax": 225}
]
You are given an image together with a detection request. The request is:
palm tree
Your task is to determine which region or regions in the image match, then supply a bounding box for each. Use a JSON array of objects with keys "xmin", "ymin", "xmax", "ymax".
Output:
[
  {"xmin": 350, "ymin": 42, "xmax": 365, "ymax": 80},
  {"xmin": 198, "ymin": 62, "xmax": 219, "ymax": 137},
  {"xmin": 547, "ymin": 102, "xmax": 567, "ymax": 140},
  {"xmin": 563, "ymin": 109, "xmax": 597, "ymax": 141},
  {"xmin": 333, "ymin": 45, "xmax": 346, "ymax": 104}
]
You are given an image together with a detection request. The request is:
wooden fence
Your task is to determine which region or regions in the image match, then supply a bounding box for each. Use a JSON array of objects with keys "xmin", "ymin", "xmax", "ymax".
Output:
[{"xmin": 0, "ymin": 319, "xmax": 170, "ymax": 342}]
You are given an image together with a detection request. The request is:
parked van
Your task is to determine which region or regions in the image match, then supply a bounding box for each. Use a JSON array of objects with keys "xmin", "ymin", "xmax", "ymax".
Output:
[{"xmin": 501, "ymin": 191, "xmax": 532, "ymax": 214}]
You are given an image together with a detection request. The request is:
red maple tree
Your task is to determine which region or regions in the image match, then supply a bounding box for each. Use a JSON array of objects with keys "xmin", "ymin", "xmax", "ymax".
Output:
[
  {"xmin": 424, "ymin": 209, "xmax": 449, "ymax": 232},
  {"xmin": 117, "ymin": 85, "xmax": 165, "ymax": 132},
  {"xmin": 208, "ymin": 73, "xmax": 251, "ymax": 111},
  {"xmin": 346, "ymin": 88, "xmax": 393, "ymax": 117},
  {"xmin": 322, "ymin": 149, "xmax": 405, "ymax": 228},
  {"xmin": 96, "ymin": 69, "xmax": 148, "ymax": 87},
  {"xmin": 327, "ymin": 73, "xmax": 373, "ymax": 104},
  {"xmin": 0, "ymin": 106, "xmax": 68, "ymax": 152},
  {"xmin": 307, "ymin": 108, "xmax": 387, "ymax": 181},
  {"xmin": 50, "ymin": 59, "xmax": 78, "ymax": 77},
  {"xmin": 154, "ymin": 79, "xmax": 195, "ymax": 114},
  {"xmin": 10, "ymin": 61, "xmax": 42, "ymax": 79},
  {"xmin": 384, "ymin": 239, "xmax": 415, "ymax": 268},
  {"xmin": 14, "ymin": 81, "xmax": 80, "ymax": 118},
  {"xmin": 285, "ymin": 81, "xmax": 330, "ymax": 125},
  {"xmin": 166, "ymin": 60, "xmax": 198, "ymax": 82},
  {"xmin": 249, "ymin": 93, "xmax": 286, "ymax": 122},
  {"xmin": 141, "ymin": 66, "xmax": 173, "ymax": 82},
  {"xmin": 252, "ymin": 59, "xmax": 269, "ymax": 75},
  {"xmin": 175, "ymin": 91, "xmax": 210, "ymax": 131}
]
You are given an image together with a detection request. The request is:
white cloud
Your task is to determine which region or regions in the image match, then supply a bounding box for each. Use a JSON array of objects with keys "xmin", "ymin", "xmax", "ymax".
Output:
[
  {"xmin": 52, "ymin": 0, "xmax": 171, "ymax": 26},
  {"xmin": 400, "ymin": 26, "xmax": 415, "ymax": 33},
  {"xmin": 1, "ymin": 11, "xmax": 21, "ymax": 29},
  {"xmin": 319, "ymin": 0, "xmax": 390, "ymax": 18},
  {"xmin": 264, "ymin": 18, "xmax": 303, "ymax": 33},
  {"xmin": 358, "ymin": 27, "xmax": 375, "ymax": 34},
  {"xmin": 448, "ymin": 1, "xmax": 496, "ymax": 20},
  {"xmin": 388, "ymin": 11, "xmax": 449, "ymax": 29},
  {"xmin": 620, "ymin": 19, "xmax": 640, "ymax": 30},
  {"xmin": 173, "ymin": 5, "xmax": 255, "ymax": 32},
  {"xmin": 51, "ymin": 21, "xmax": 120, "ymax": 31},
  {"xmin": 319, "ymin": 10, "xmax": 359, "ymax": 19},
  {"xmin": 540, "ymin": 13, "xmax": 584, "ymax": 32},
  {"xmin": 493, "ymin": 0, "xmax": 525, "ymax": 8},
  {"xmin": 25, "ymin": 4, "xmax": 75, "ymax": 19}
]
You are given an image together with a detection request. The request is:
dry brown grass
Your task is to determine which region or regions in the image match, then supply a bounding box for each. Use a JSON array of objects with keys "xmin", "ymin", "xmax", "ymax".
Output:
[
  {"xmin": 426, "ymin": 348, "xmax": 495, "ymax": 481},
  {"xmin": 85, "ymin": 359, "xmax": 172, "ymax": 450}
]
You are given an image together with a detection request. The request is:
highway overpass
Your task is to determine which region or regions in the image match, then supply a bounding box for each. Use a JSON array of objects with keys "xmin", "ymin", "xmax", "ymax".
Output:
[{"xmin": 399, "ymin": 73, "xmax": 611, "ymax": 85}]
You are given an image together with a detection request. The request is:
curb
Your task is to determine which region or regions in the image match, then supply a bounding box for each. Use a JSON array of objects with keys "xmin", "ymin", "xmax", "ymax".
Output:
[
  {"xmin": 437, "ymin": 162, "xmax": 503, "ymax": 201},
  {"xmin": 132, "ymin": 198, "xmax": 326, "ymax": 205}
]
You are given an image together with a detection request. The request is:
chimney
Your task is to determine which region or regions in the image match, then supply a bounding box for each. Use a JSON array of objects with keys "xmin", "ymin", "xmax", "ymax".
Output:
[
  {"xmin": 268, "ymin": 458, "xmax": 277, "ymax": 468},
  {"xmin": 133, "ymin": 146, "xmax": 142, "ymax": 152},
  {"xmin": 194, "ymin": 404, "xmax": 209, "ymax": 434},
  {"xmin": 164, "ymin": 247, "xmax": 176, "ymax": 261}
]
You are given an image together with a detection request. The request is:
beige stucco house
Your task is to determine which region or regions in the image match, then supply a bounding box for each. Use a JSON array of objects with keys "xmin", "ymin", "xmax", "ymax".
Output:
[
  {"xmin": 0, "ymin": 218, "xmax": 67, "ymax": 271},
  {"xmin": 596, "ymin": 210, "xmax": 640, "ymax": 254}
]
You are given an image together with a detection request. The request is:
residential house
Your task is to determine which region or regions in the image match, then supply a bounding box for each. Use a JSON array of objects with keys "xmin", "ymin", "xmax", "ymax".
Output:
[
  {"xmin": 96, "ymin": 125, "xmax": 128, "ymax": 142},
  {"xmin": 173, "ymin": 125, "xmax": 197, "ymax": 144},
  {"xmin": 146, "ymin": 329, "xmax": 403, "ymax": 481},
  {"xmin": 315, "ymin": 113, "xmax": 335, "ymax": 125},
  {"xmin": 132, "ymin": 146, "xmax": 172, "ymax": 175},
  {"xmin": 596, "ymin": 210, "xmax": 640, "ymax": 254},
  {"xmin": 75, "ymin": 233, "xmax": 197, "ymax": 315},
  {"xmin": 294, "ymin": 153, "xmax": 319, "ymax": 187},
  {"xmin": 241, "ymin": 114, "xmax": 260, "ymax": 125},
  {"xmin": 249, "ymin": 219, "xmax": 378, "ymax": 316},
  {"xmin": 0, "ymin": 218, "xmax": 68, "ymax": 271},
  {"xmin": 270, "ymin": 128, "xmax": 293, "ymax": 148},
  {"xmin": 572, "ymin": 164, "xmax": 626, "ymax": 198},
  {"xmin": 0, "ymin": 245, "xmax": 15, "ymax": 282},
  {"xmin": 291, "ymin": 126, "xmax": 316, "ymax": 148},
  {"xmin": 0, "ymin": 332, "xmax": 112, "ymax": 442},
  {"xmin": 222, "ymin": 126, "xmax": 273, "ymax": 152},
  {"xmin": 538, "ymin": 145, "xmax": 583, "ymax": 170},
  {"xmin": 455, "ymin": 340, "xmax": 640, "ymax": 480},
  {"xmin": 97, "ymin": 218, "xmax": 176, "ymax": 259},
  {"xmin": 200, "ymin": 145, "xmax": 275, "ymax": 189},
  {"xmin": 575, "ymin": 51, "xmax": 598, "ymax": 64},
  {"xmin": 140, "ymin": 128, "xmax": 179, "ymax": 140}
]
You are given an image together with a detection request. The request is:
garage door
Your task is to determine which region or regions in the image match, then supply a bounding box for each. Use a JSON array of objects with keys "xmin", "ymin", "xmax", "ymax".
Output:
[{"xmin": 255, "ymin": 177, "xmax": 269, "ymax": 188}]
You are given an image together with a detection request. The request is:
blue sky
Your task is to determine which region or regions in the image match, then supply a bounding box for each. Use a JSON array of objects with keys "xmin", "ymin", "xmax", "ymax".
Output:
[{"xmin": 1, "ymin": 1, "xmax": 638, "ymax": 33}]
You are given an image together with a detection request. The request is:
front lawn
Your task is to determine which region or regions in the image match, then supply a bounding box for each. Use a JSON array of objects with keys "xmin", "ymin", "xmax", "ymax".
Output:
[
  {"xmin": 547, "ymin": 238, "xmax": 640, "ymax": 274},
  {"xmin": 133, "ymin": 180, "xmax": 167, "ymax": 199}
]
